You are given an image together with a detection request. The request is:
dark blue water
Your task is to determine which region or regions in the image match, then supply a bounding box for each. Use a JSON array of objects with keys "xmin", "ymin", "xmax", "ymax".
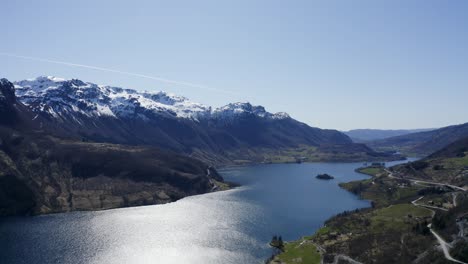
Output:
[{"xmin": 0, "ymin": 160, "xmax": 413, "ymax": 264}]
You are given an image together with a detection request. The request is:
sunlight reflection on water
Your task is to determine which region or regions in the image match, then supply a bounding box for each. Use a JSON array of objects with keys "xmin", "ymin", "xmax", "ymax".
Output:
[{"xmin": 0, "ymin": 160, "xmax": 414, "ymax": 264}]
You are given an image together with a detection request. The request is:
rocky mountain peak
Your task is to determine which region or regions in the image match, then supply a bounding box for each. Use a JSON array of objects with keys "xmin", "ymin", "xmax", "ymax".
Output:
[
  {"xmin": 0, "ymin": 78, "xmax": 19, "ymax": 125},
  {"xmin": 13, "ymin": 76, "xmax": 290, "ymax": 122},
  {"xmin": 0, "ymin": 78, "xmax": 16, "ymax": 104}
]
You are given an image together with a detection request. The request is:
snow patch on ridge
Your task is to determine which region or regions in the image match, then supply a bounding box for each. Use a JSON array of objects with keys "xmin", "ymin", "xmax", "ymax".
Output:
[{"xmin": 13, "ymin": 76, "xmax": 290, "ymax": 121}]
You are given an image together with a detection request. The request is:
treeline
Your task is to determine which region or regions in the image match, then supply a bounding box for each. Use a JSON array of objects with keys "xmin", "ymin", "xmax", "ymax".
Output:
[
  {"xmin": 412, "ymin": 220, "xmax": 430, "ymax": 236},
  {"xmin": 417, "ymin": 187, "xmax": 448, "ymax": 196},
  {"xmin": 405, "ymin": 161, "xmax": 429, "ymax": 171},
  {"xmin": 432, "ymin": 194, "xmax": 468, "ymax": 238},
  {"xmin": 269, "ymin": 235, "xmax": 284, "ymax": 250}
]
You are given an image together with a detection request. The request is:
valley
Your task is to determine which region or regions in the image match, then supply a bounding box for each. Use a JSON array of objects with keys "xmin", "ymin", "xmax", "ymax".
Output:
[
  {"xmin": 12, "ymin": 76, "xmax": 399, "ymax": 165},
  {"xmin": 2, "ymin": 3, "xmax": 468, "ymax": 264},
  {"xmin": 344, "ymin": 128, "xmax": 435, "ymax": 143},
  {"xmin": 369, "ymin": 123, "xmax": 468, "ymax": 157},
  {"xmin": 0, "ymin": 76, "xmax": 401, "ymax": 216},
  {"xmin": 1, "ymin": 75, "xmax": 468, "ymax": 263}
]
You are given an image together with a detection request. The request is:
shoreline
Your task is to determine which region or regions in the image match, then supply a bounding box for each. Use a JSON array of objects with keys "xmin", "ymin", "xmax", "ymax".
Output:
[
  {"xmin": 268, "ymin": 158, "xmax": 467, "ymax": 263},
  {"xmin": 2, "ymin": 175, "xmax": 239, "ymax": 218},
  {"xmin": 216, "ymin": 156, "xmax": 410, "ymax": 171},
  {"xmin": 223, "ymin": 158, "xmax": 406, "ymax": 167},
  {"xmin": 1, "ymin": 181, "xmax": 243, "ymax": 219},
  {"xmin": 6, "ymin": 160, "xmax": 393, "ymax": 219},
  {"xmin": 9, "ymin": 160, "xmax": 455, "ymax": 263},
  {"xmin": 267, "ymin": 166, "xmax": 374, "ymax": 264}
]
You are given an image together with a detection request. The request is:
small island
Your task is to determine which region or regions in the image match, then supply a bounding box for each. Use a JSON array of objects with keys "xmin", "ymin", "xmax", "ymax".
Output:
[{"xmin": 316, "ymin": 173, "xmax": 334, "ymax": 180}]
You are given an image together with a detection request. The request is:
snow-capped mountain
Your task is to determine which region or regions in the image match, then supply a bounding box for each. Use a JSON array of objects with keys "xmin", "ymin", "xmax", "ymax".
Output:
[
  {"xmin": 6, "ymin": 76, "xmax": 375, "ymax": 165},
  {"xmin": 212, "ymin": 102, "xmax": 289, "ymax": 120},
  {"xmin": 14, "ymin": 76, "xmax": 210, "ymax": 121},
  {"xmin": 0, "ymin": 78, "xmax": 227, "ymax": 216},
  {"xmin": 14, "ymin": 76, "xmax": 289, "ymax": 122}
]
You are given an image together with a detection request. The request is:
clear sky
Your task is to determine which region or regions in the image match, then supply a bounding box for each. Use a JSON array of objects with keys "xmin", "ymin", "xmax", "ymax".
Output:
[{"xmin": 2, "ymin": 0, "xmax": 468, "ymax": 130}]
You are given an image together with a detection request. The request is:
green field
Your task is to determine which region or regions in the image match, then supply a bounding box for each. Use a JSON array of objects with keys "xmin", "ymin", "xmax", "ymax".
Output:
[
  {"xmin": 370, "ymin": 204, "xmax": 432, "ymax": 231},
  {"xmin": 444, "ymin": 154, "xmax": 468, "ymax": 167},
  {"xmin": 273, "ymin": 240, "xmax": 321, "ymax": 264},
  {"xmin": 374, "ymin": 204, "xmax": 432, "ymax": 218},
  {"xmin": 341, "ymin": 167, "xmax": 423, "ymax": 207},
  {"xmin": 223, "ymin": 145, "xmax": 400, "ymax": 165},
  {"xmin": 356, "ymin": 167, "xmax": 383, "ymax": 176}
]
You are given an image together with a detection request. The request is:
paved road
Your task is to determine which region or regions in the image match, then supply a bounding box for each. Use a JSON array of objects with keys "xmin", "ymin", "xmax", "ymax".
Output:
[
  {"xmin": 429, "ymin": 226, "xmax": 467, "ymax": 264},
  {"xmin": 411, "ymin": 197, "xmax": 448, "ymax": 212},
  {"xmin": 370, "ymin": 168, "xmax": 468, "ymax": 263},
  {"xmin": 453, "ymin": 193, "xmax": 458, "ymax": 207},
  {"xmin": 332, "ymin": 255, "xmax": 363, "ymax": 264},
  {"xmin": 385, "ymin": 169, "xmax": 466, "ymax": 192},
  {"xmin": 411, "ymin": 196, "xmax": 467, "ymax": 264},
  {"xmin": 457, "ymin": 220, "xmax": 466, "ymax": 237}
]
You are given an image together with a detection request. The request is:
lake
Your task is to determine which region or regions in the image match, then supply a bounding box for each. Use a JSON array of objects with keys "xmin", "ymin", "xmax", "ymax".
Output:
[{"xmin": 0, "ymin": 159, "xmax": 414, "ymax": 264}]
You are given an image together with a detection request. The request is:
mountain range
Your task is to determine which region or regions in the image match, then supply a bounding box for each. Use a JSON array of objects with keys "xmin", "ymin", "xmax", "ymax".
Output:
[
  {"xmin": 3, "ymin": 76, "xmax": 468, "ymax": 217},
  {"xmin": 12, "ymin": 76, "xmax": 392, "ymax": 164},
  {"xmin": 0, "ymin": 76, "xmax": 399, "ymax": 216},
  {"xmin": 369, "ymin": 122, "xmax": 468, "ymax": 156},
  {"xmin": 0, "ymin": 78, "xmax": 226, "ymax": 216},
  {"xmin": 344, "ymin": 128, "xmax": 435, "ymax": 142},
  {"xmin": 391, "ymin": 135, "xmax": 468, "ymax": 187}
]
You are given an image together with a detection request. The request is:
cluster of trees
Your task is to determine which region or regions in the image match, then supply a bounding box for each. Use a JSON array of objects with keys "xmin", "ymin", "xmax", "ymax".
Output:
[
  {"xmin": 432, "ymin": 213, "xmax": 448, "ymax": 229},
  {"xmin": 331, "ymin": 208, "xmax": 369, "ymax": 219},
  {"xmin": 455, "ymin": 146, "xmax": 467, "ymax": 157},
  {"xmin": 451, "ymin": 241, "xmax": 468, "ymax": 262},
  {"xmin": 270, "ymin": 235, "xmax": 284, "ymax": 250},
  {"xmin": 417, "ymin": 187, "xmax": 447, "ymax": 196},
  {"xmin": 412, "ymin": 221, "xmax": 430, "ymax": 236},
  {"xmin": 408, "ymin": 161, "xmax": 429, "ymax": 171},
  {"xmin": 316, "ymin": 173, "xmax": 334, "ymax": 180},
  {"xmin": 432, "ymin": 196, "xmax": 468, "ymax": 241},
  {"xmin": 347, "ymin": 182, "xmax": 366, "ymax": 195}
]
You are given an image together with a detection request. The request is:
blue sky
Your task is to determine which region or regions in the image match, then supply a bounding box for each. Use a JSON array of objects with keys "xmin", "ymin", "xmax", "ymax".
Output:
[{"xmin": 2, "ymin": 0, "xmax": 468, "ymax": 130}]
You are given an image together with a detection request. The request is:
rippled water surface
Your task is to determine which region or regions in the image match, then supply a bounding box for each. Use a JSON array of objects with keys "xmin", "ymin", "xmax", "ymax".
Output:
[{"xmin": 0, "ymin": 160, "xmax": 413, "ymax": 264}]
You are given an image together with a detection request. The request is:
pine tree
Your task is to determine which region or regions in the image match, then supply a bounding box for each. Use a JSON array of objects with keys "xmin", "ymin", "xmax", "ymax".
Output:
[
  {"xmin": 278, "ymin": 236, "xmax": 283, "ymax": 248},
  {"xmin": 271, "ymin": 235, "xmax": 278, "ymax": 246}
]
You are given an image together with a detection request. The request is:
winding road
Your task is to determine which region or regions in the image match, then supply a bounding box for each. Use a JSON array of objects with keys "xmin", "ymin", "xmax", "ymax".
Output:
[
  {"xmin": 384, "ymin": 169, "xmax": 466, "ymax": 192},
  {"xmin": 332, "ymin": 255, "xmax": 363, "ymax": 264},
  {"xmin": 411, "ymin": 196, "xmax": 448, "ymax": 212},
  {"xmin": 388, "ymin": 167, "xmax": 467, "ymax": 264},
  {"xmin": 429, "ymin": 224, "xmax": 467, "ymax": 264},
  {"xmin": 411, "ymin": 196, "xmax": 466, "ymax": 263}
]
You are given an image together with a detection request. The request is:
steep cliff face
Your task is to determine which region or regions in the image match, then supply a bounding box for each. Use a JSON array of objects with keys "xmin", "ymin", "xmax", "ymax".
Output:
[
  {"xmin": 0, "ymin": 131, "xmax": 222, "ymax": 215},
  {"xmin": 0, "ymin": 79, "xmax": 225, "ymax": 216},
  {"xmin": 0, "ymin": 78, "xmax": 18, "ymax": 125}
]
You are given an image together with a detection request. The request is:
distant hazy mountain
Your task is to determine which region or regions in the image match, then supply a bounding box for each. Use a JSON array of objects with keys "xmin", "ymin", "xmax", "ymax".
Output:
[
  {"xmin": 344, "ymin": 128, "xmax": 435, "ymax": 142},
  {"xmin": 369, "ymin": 123, "xmax": 468, "ymax": 156},
  {"xmin": 13, "ymin": 76, "xmax": 390, "ymax": 163}
]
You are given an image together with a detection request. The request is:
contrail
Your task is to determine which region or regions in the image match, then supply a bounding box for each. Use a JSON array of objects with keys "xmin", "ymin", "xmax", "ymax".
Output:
[{"xmin": 0, "ymin": 52, "xmax": 237, "ymax": 95}]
